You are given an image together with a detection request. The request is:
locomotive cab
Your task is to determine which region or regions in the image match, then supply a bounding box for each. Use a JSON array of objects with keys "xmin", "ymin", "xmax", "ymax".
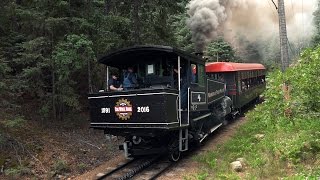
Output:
[{"xmin": 88, "ymin": 46, "xmax": 228, "ymax": 161}]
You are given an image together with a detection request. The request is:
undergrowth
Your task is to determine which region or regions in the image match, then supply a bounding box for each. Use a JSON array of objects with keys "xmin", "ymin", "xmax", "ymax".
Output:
[{"xmin": 194, "ymin": 46, "xmax": 320, "ymax": 179}]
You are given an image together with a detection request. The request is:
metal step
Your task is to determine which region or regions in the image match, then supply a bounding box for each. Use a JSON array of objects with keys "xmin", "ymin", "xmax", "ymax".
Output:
[{"xmin": 179, "ymin": 129, "xmax": 188, "ymax": 152}]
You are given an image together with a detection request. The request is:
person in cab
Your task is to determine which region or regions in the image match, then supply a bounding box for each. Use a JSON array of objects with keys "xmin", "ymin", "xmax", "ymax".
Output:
[
  {"xmin": 123, "ymin": 66, "xmax": 138, "ymax": 90},
  {"xmin": 108, "ymin": 73, "xmax": 123, "ymax": 91}
]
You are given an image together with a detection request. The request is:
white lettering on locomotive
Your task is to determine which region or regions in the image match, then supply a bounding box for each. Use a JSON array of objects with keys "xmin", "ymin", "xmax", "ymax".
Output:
[
  {"xmin": 137, "ymin": 106, "xmax": 150, "ymax": 113},
  {"xmin": 101, "ymin": 108, "xmax": 111, "ymax": 113},
  {"xmin": 208, "ymin": 88, "xmax": 225, "ymax": 98},
  {"xmin": 197, "ymin": 94, "xmax": 201, "ymax": 102}
]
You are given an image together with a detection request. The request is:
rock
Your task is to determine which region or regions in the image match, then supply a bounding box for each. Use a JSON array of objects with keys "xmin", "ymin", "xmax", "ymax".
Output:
[
  {"xmin": 230, "ymin": 161, "xmax": 242, "ymax": 172},
  {"xmin": 50, "ymin": 171, "xmax": 56, "ymax": 177},
  {"xmin": 236, "ymin": 158, "xmax": 246, "ymax": 165},
  {"xmin": 96, "ymin": 173, "xmax": 105, "ymax": 177},
  {"xmin": 80, "ymin": 148, "xmax": 88, "ymax": 154},
  {"xmin": 28, "ymin": 161, "xmax": 35, "ymax": 167},
  {"xmin": 57, "ymin": 175, "xmax": 64, "ymax": 179},
  {"xmin": 5, "ymin": 158, "xmax": 11, "ymax": 163},
  {"xmin": 254, "ymin": 134, "xmax": 265, "ymax": 140}
]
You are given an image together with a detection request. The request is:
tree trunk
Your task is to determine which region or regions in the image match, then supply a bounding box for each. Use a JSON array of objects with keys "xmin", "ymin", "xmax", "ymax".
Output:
[
  {"xmin": 133, "ymin": 0, "xmax": 141, "ymax": 45},
  {"xmin": 51, "ymin": 32, "xmax": 56, "ymax": 121},
  {"xmin": 104, "ymin": 0, "xmax": 112, "ymax": 15},
  {"xmin": 88, "ymin": 58, "xmax": 92, "ymax": 93}
]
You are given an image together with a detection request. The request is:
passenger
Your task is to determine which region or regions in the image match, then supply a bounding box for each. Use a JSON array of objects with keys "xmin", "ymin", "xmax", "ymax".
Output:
[
  {"xmin": 191, "ymin": 65, "xmax": 196, "ymax": 83},
  {"xmin": 108, "ymin": 73, "xmax": 123, "ymax": 91},
  {"xmin": 123, "ymin": 67, "xmax": 138, "ymax": 90}
]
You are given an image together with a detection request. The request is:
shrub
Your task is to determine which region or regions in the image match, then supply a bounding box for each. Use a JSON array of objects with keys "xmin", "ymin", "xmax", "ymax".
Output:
[
  {"xmin": 2, "ymin": 116, "xmax": 26, "ymax": 129},
  {"xmin": 52, "ymin": 159, "xmax": 70, "ymax": 174},
  {"xmin": 4, "ymin": 165, "xmax": 32, "ymax": 177}
]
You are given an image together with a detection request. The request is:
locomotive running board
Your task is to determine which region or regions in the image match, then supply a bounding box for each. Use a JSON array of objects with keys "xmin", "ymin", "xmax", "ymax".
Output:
[
  {"xmin": 231, "ymin": 111, "xmax": 240, "ymax": 116},
  {"xmin": 199, "ymin": 123, "xmax": 223, "ymax": 143},
  {"xmin": 193, "ymin": 113, "xmax": 212, "ymax": 122}
]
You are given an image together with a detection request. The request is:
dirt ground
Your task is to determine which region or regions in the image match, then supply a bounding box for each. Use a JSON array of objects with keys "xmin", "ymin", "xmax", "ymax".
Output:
[
  {"xmin": 76, "ymin": 117, "xmax": 247, "ymax": 180},
  {"xmin": 0, "ymin": 119, "xmax": 121, "ymax": 180}
]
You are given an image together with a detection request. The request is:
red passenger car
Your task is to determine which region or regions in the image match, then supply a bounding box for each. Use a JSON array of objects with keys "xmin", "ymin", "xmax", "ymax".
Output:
[{"xmin": 206, "ymin": 62, "xmax": 266, "ymax": 113}]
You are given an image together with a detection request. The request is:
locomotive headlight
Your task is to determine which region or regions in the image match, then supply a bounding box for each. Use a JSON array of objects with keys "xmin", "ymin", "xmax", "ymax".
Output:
[{"xmin": 132, "ymin": 136, "xmax": 142, "ymax": 145}]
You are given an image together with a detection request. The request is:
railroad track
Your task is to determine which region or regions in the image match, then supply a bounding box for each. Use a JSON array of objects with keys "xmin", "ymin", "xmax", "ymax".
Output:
[{"xmin": 96, "ymin": 156, "xmax": 174, "ymax": 180}]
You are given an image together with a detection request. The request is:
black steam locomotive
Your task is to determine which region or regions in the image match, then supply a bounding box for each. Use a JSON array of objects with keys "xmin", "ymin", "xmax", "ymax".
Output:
[{"xmin": 88, "ymin": 45, "xmax": 266, "ymax": 161}]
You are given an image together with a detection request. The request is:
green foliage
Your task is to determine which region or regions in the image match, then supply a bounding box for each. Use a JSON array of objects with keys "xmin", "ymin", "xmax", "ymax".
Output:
[
  {"xmin": 51, "ymin": 34, "xmax": 95, "ymax": 117},
  {"xmin": 313, "ymin": 0, "xmax": 320, "ymax": 45},
  {"xmin": 0, "ymin": 0, "xmax": 189, "ymax": 121},
  {"xmin": 195, "ymin": 46, "xmax": 320, "ymax": 178},
  {"xmin": 207, "ymin": 38, "xmax": 235, "ymax": 62},
  {"xmin": 4, "ymin": 165, "xmax": 32, "ymax": 177},
  {"xmin": 77, "ymin": 162, "xmax": 87, "ymax": 172},
  {"xmin": 2, "ymin": 116, "xmax": 26, "ymax": 129},
  {"xmin": 52, "ymin": 159, "xmax": 70, "ymax": 174}
]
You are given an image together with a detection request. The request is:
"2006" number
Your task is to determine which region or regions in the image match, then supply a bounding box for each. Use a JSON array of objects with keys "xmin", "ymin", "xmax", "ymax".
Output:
[{"xmin": 137, "ymin": 106, "xmax": 150, "ymax": 113}]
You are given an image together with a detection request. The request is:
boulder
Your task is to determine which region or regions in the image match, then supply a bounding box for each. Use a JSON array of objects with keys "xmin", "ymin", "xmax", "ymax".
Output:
[
  {"xmin": 96, "ymin": 173, "xmax": 105, "ymax": 177},
  {"xmin": 236, "ymin": 157, "xmax": 246, "ymax": 165},
  {"xmin": 254, "ymin": 134, "xmax": 265, "ymax": 140},
  {"xmin": 230, "ymin": 161, "xmax": 242, "ymax": 172}
]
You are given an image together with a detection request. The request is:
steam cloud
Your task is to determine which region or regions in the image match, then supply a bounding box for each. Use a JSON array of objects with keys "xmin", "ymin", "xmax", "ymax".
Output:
[
  {"xmin": 187, "ymin": 0, "xmax": 227, "ymax": 52},
  {"xmin": 187, "ymin": 0, "xmax": 317, "ymax": 61}
]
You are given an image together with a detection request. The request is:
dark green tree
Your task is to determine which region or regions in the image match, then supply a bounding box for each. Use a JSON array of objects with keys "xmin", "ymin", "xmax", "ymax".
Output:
[
  {"xmin": 207, "ymin": 38, "xmax": 235, "ymax": 62},
  {"xmin": 0, "ymin": 0, "xmax": 189, "ymax": 121}
]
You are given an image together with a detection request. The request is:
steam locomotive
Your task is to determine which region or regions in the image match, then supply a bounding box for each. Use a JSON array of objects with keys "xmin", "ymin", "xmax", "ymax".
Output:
[{"xmin": 88, "ymin": 45, "xmax": 266, "ymax": 161}]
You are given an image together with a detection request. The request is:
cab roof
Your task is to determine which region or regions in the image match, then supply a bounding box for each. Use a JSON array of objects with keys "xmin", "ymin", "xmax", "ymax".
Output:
[
  {"xmin": 206, "ymin": 62, "xmax": 266, "ymax": 72},
  {"xmin": 99, "ymin": 45, "xmax": 205, "ymax": 67}
]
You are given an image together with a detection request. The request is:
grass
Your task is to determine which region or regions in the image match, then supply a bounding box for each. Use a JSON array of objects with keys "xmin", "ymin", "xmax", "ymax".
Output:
[
  {"xmin": 192, "ymin": 106, "xmax": 320, "ymax": 179},
  {"xmin": 194, "ymin": 91, "xmax": 320, "ymax": 178},
  {"xmin": 192, "ymin": 47, "xmax": 320, "ymax": 179}
]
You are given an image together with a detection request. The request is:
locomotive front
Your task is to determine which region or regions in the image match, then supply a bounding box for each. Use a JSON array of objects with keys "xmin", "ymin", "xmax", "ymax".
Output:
[
  {"xmin": 89, "ymin": 46, "xmax": 196, "ymax": 160},
  {"xmin": 89, "ymin": 45, "xmax": 228, "ymax": 161}
]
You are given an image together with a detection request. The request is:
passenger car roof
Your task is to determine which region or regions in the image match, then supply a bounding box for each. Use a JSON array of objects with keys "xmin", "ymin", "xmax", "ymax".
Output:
[
  {"xmin": 206, "ymin": 62, "xmax": 266, "ymax": 72},
  {"xmin": 99, "ymin": 45, "xmax": 205, "ymax": 67}
]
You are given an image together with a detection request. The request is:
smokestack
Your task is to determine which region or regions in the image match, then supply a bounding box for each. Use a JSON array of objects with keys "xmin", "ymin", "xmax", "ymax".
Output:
[{"xmin": 195, "ymin": 52, "xmax": 204, "ymax": 57}]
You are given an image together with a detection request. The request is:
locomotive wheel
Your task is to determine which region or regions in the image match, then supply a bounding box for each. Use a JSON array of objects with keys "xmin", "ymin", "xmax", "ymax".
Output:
[
  {"xmin": 168, "ymin": 138, "xmax": 181, "ymax": 162},
  {"xmin": 169, "ymin": 150, "xmax": 181, "ymax": 162}
]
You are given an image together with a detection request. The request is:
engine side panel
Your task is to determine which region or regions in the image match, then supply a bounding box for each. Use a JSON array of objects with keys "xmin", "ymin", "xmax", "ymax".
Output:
[{"xmin": 88, "ymin": 90, "xmax": 179, "ymax": 128}]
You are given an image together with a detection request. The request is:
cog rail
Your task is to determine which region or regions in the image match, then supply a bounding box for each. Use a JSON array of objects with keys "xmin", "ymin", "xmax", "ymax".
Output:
[
  {"xmin": 96, "ymin": 156, "xmax": 162, "ymax": 180},
  {"xmin": 145, "ymin": 161, "xmax": 174, "ymax": 180}
]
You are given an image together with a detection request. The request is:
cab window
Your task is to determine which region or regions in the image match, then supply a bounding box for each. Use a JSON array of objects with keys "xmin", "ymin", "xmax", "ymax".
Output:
[{"xmin": 191, "ymin": 63, "xmax": 205, "ymax": 86}]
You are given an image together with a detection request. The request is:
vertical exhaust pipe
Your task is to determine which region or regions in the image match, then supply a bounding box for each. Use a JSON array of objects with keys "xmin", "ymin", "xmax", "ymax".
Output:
[{"xmin": 195, "ymin": 52, "xmax": 204, "ymax": 57}]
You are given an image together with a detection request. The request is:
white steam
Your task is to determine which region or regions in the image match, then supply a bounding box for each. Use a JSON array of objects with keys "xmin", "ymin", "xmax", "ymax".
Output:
[
  {"xmin": 186, "ymin": 0, "xmax": 227, "ymax": 52},
  {"xmin": 187, "ymin": 0, "xmax": 317, "ymax": 61}
]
